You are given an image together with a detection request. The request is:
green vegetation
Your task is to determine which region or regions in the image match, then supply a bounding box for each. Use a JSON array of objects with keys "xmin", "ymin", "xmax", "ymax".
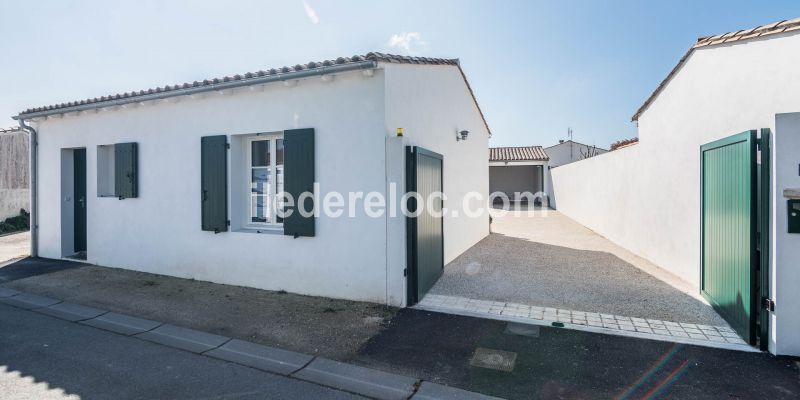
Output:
[{"xmin": 0, "ymin": 209, "xmax": 29, "ymax": 234}]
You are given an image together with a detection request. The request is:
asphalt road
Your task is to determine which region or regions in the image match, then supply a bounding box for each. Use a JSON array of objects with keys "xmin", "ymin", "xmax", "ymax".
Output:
[{"xmin": 0, "ymin": 303, "xmax": 364, "ymax": 400}]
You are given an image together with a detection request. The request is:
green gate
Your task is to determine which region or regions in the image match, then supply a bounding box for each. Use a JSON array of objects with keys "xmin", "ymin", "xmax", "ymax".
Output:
[
  {"xmin": 406, "ymin": 146, "xmax": 444, "ymax": 305},
  {"xmin": 701, "ymin": 130, "xmax": 770, "ymax": 346}
]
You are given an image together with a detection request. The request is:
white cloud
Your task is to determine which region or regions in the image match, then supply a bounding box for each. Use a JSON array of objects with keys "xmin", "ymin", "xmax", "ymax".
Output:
[
  {"xmin": 302, "ymin": 1, "xmax": 319, "ymax": 24},
  {"xmin": 387, "ymin": 32, "xmax": 423, "ymax": 53}
]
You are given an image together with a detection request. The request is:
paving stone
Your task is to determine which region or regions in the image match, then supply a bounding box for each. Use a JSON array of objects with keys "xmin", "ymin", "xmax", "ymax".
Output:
[
  {"xmin": 0, "ymin": 287, "xmax": 20, "ymax": 298},
  {"xmin": 294, "ymin": 357, "xmax": 417, "ymax": 400},
  {"xmin": 136, "ymin": 324, "xmax": 229, "ymax": 353},
  {"xmin": 81, "ymin": 312, "xmax": 162, "ymax": 335},
  {"xmin": 205, "ymin": 339, "xmax": 313, "ymax": 376},
  {"xmin": 0, "ymin": 293, "xmax": 60, "ymax": 310},
  {"xmin": 36, "ymin": 302, "xmax": 106, "ymax": 322},
  {"xmin": 412, "ymin": 382, "xmax": 502, "ymax": 400}
]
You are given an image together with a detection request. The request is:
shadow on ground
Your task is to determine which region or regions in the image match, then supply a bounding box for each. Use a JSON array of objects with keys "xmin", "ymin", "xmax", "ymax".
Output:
[
  {"xmin": 354, "ymin": 309, "xmax": 800, "ymax": 400},
  {"xmin": 431, "ymin": 233, "xmax": 726, "ymax": 325}
]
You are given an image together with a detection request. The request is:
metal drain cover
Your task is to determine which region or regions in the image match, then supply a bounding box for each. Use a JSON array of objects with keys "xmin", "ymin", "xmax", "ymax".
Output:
[{"xmin": 469, "ymin": 347, "xmax": 517, "ymax": 372}]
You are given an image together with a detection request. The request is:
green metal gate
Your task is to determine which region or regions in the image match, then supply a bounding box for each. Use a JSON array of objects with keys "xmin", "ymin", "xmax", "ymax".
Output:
[
  {"xmin": 701, "ymin": 130, "xmax": 770, "ymax": 346},
  {"xmin": 406, "ymin": 146, "xmax": 444, "ymax": 305}
]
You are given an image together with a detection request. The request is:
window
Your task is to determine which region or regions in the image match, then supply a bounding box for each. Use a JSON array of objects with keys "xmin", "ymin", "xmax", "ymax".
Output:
[
  {"xmin": 246, "ymin": 134, "xmax": 283, "ymax": 226},
  {"xmin": 97, "ymin": 142, "xmax": 138, "ymax": 199}
]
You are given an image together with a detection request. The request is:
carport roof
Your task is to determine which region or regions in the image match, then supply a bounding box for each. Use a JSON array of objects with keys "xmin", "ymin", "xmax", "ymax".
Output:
[{"xmin": 490, "ymin": 146, "xmax": 549, "ymax": 162}]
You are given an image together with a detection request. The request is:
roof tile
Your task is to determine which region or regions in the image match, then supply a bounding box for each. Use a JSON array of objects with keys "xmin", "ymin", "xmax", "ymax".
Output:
[{"xmin": 489, "ymin": 146, "xmax": 549, "ymax": 162}]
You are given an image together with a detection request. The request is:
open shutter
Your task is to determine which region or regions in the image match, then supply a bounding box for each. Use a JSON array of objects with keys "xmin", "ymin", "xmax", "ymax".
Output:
[
  {"xmin": 201, "ymin": 135, "xmax": 228, "ymax": 233},
  {"xmin": 283, "ymin": 128, "xmax": 315, "ymax": 237},
  {"xmin": 114, "ymin": 142, "xmax": 138, "ymax": 199}
]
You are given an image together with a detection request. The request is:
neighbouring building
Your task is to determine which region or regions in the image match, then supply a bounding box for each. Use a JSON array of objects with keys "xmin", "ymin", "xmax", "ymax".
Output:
[
  {"xmin": 488, "ymin": 146, "xmax": 549, "ymax": 204},
  {"xmin": 544, "ymin": 139, "xmax": 607, "ymax": 168},
  {"xmin": 0, "ymin": 127, "xmax": 29, "ymax": 220},
  {"xmin": 13, "ymin": 53, "xmax": 491, "ymax": 307},
  {"xmin": 550, "ymin": 18, "xmax": 800, "ymax": 355}
]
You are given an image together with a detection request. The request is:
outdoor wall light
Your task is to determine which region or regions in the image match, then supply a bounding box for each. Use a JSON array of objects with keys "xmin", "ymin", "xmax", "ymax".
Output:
[{"xmin": 457, "ymin": 130, "xmax": 469, "ymax": 141}]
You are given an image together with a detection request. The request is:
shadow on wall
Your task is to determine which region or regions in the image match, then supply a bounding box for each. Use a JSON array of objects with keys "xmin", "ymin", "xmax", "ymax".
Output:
[{"xmin": 430, "ymin": 233, "xmax": 726, "ymax": 325}]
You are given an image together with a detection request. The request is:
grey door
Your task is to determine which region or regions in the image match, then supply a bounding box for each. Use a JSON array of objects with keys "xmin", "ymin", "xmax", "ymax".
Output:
[
  {"xmin": 406, "ymin": 146, "xmax": 444, "ymax": 305},
  {"xmin": 73, "ymin": 148, "xmax": 87, "ymax": 253}
]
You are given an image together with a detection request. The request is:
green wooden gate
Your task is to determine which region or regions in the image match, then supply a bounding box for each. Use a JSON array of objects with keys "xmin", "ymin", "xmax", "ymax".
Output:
[
  {"xmin": 701, "ymin": 130, "xmax": 770, "ymax": 346},
  {"xmin": 406, "ymin": 146, "xmax": 444, "ymax": 305}
]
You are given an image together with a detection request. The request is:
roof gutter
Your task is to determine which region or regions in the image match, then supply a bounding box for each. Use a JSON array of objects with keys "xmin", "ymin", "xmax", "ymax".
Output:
[
  {"xmin": 17, "ymin": 118, "xmax": 38, "ymax": 258},
  {"xmin": 13, "ymin": 60, "xmax": 378, "ymax": 120}
]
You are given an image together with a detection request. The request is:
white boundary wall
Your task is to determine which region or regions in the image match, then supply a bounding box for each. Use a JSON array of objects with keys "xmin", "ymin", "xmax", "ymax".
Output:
[{"xmin": 551, "ymin": 31, "xmax": 800, "ymax": 355}]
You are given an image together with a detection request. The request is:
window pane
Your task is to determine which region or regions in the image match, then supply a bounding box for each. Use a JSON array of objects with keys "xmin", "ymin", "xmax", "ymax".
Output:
[
  {"xmin": 251, "ymin": 195, "xmax": 269, "ymax": 223},
  {"xmin": 251, "ymin": 167, "xmax": 270, "ymax": 194},
  {"xmin": 251, "ymin": 140, "xmax": 270, "ymax": 167},
  {"xmin": 276, "ymin": 139, "xmax": 284, "ymax": 166}
]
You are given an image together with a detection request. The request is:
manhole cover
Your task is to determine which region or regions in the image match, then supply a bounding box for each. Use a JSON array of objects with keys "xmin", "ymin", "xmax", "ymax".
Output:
[
  {"xmin": 469, "ymin": 347, "xmax": 517, "ymax": 372},
  {"xmin": 504, "ymin": 323, "xmax": 540, "ymax": 337}
]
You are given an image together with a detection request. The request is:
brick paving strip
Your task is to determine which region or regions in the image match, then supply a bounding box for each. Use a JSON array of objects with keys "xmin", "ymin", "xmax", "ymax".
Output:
[
  {"xmin": 417, "ymin": 294, "xmax": 756, "ymax": 353},
  {"xmin": 0, "ymin": 288, "xmax": 500, "ymax": 400}
]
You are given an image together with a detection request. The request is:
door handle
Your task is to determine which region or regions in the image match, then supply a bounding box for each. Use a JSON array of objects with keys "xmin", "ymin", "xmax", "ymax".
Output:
[{"xmin": 78, "ymin": 197, "xmax": 85, "ymax": 208}]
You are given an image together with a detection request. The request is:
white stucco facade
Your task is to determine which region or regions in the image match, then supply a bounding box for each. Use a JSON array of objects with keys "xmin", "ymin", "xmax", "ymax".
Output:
[
  {"xmin": 551, "ymin": 30, "xmax": 800, "ymax": 354},
  {"xmin": 28, "ymin": 60, "xmax": 489, "ymax": 307}
]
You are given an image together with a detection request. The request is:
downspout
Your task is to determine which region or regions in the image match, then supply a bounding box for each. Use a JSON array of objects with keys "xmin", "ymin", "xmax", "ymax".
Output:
[{"xmin": 18, "ymin": 118, "xmax": 37, "ymax": 258}]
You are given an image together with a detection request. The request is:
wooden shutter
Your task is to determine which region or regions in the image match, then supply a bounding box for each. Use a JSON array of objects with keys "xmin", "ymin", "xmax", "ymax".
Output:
[
  {"xmin": 114, "ymin": 142, "xmax": 138, "ymax": 199},
  {"xmin": 283, "ymin": 128, "xmax": 315, "ymax": 237},
  {"xmin": 201, "ymin": 135, "xmax": 228, "ymax": 233}
]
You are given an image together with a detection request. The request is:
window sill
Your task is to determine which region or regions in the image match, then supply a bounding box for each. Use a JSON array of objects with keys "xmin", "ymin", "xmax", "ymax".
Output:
[{"xmin": 234, "ymin": 227, "xmax": 284, "ymax": 235}]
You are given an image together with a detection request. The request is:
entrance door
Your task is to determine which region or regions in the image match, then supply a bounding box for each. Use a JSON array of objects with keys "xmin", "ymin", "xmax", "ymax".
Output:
[
  {"xmin": 406, "ymin": 146, "xmax": 444, "ymax": 305},
  {"xmin": 701, "ymin": 130, "xmax": 769, "ymax": 345},
  {"xmin": 73, "ymin": 148, "xmax": 87, "ymax": 253}
]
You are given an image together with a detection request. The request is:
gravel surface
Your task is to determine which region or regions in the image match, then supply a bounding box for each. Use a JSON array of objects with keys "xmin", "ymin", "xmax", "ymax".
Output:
[
  {"xmin": 430, "ymin": 210, "xmax": 727, "ymax": 325},
  {"xmin": 0, "ymin": 231, "xmax": 29, "ymax": 265},
  {"xmin": 2, "ymin": 262, "xmax": 396, "ymax": 360}
]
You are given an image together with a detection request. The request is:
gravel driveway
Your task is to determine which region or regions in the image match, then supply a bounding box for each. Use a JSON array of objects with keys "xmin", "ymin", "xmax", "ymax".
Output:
[{"xmin": 430, "ymin": 209, "xmax": 727, "ymax": 325}]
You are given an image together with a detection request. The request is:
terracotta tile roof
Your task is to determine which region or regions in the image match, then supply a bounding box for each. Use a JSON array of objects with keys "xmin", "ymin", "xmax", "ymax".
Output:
[
  {"xmin": 490, "ymin": 146, "xmax": 549, "ymax": 162},
  {"xmin": 16, "ymin": 52, "xmax": 491, "ymax": 135},
  {"xmin": 632, "ymin": 17, "xmax": 800, "ymax": 121}
]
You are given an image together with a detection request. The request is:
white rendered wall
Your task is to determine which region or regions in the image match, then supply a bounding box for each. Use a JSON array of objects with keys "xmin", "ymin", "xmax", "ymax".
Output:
[
  {"xmin": 34, "ymin": 69, "xmax": 394, "ymax": 304},
  {"xmin": 773, "ymin": 113, "xmax": 800, "ymax": 356},
  {"xmin": 551, "ymin": 32, "xmax": 800, "ymax": 354},
  {"xmin": 383, "ymin": 63, "xmax": 490, "ymax": 264}
]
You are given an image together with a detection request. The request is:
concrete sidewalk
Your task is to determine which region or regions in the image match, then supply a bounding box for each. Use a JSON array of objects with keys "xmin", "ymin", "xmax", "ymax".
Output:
[{"xmin": 0, "ymin": 288, "xmax": 498, "ymax": 400}]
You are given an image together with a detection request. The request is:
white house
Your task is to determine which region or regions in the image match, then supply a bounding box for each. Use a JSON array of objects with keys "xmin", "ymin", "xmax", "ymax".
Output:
[
  {"xmin": 12, "ymin": 52, "xmax": 491, "ymax": 308},
  {"xmin": 551, "ymin": 18, "xmax": 800, "ymax": 355}
]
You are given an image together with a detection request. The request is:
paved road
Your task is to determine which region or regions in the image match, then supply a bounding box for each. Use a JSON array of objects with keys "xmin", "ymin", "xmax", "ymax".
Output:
[{"xmin": 0, "ymin": 303, "xmax": 364, "ymax": 400}]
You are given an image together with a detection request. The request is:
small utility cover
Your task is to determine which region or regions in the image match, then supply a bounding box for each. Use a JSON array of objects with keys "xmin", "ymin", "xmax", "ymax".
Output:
[{"xmin": 469, "ymin": 347, "xmax": 517, "ymax": 372}]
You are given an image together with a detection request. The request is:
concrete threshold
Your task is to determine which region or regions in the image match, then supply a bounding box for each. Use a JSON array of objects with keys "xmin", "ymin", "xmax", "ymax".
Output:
[{"xmin": 0, "ymin": 289, "xmax": 501, "ymax": 400}]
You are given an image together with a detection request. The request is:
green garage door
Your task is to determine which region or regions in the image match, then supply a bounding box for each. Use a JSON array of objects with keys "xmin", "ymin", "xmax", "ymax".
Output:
[
  {"xmin": 406, "ymin": 146, "xmax": 444, "ymax": 305},
  {"xmin": 701, "ymin": 130, "xmax": 770, "ymax": 346}
]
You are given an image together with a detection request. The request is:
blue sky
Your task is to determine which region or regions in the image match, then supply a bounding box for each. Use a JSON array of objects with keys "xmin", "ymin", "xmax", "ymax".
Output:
[{"xmin": 1, "ymin": 1, "xmax": 798, "ymax": 148}]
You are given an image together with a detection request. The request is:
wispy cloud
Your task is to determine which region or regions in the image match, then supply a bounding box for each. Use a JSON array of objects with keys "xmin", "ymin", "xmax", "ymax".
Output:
[
  {"xmin": 302, "ymin": 1, "xmax": 319, "ymax": 24},
  {"xmin": 387, "ymin": 32, "xmax": 423, "ymax": 54}
]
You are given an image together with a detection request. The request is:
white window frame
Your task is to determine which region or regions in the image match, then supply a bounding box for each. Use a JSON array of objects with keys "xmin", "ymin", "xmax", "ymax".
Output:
[{"xmin": 245, "ymin": 132, "xmax": 284, "ymax": 228}]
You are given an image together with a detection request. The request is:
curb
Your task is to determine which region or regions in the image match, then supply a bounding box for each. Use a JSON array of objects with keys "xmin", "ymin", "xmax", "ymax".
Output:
[{"xmin": 0, "ymin": 289, "xmax": 503, "ymax": 400}]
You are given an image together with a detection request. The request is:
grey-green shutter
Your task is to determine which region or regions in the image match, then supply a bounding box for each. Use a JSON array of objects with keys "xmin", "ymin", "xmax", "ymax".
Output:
[
  {"xmin": 201, "ymin": 135, "xmax": 228, "ymax": 233},
  {"xmin": 114, "ymin": 142, "xmax": 138, "ymax": 199},
  {"xmin": 283, "ymin": 128, "xmax": 315, "ymax": 237}
]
